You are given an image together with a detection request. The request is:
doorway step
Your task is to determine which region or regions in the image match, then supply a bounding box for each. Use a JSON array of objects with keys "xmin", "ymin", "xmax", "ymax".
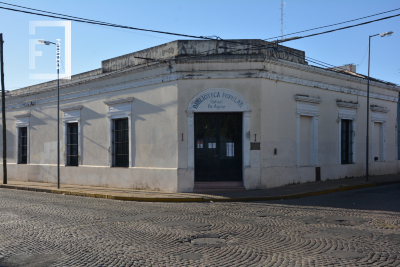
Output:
[{"xmin": 193, "ymin": 182, "xmax": 245, "ymax": 192}]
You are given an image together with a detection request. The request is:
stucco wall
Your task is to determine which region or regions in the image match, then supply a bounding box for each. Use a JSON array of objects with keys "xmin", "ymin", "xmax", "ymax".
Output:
[
  {"xmin": 1, "ymin": 54, "xmax": 399, "ymax": 192},
  {"xmin": 1, "ymin": 73, "xmax": 180, "ymax": 192},
  {"xmin": 260, "ymin": 64, "xmax": 398, "ymax": 188},
  {"xmin": 174, "ymin": 59, "xmax": 398, "ymax": 190}
]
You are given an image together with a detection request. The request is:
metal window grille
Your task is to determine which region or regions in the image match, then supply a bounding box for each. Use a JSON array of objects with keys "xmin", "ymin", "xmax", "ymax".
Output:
[
  {"xmin": 341, "ymin": 119, "xmax": 353, "ymax": 164},
  {"xmin": 66, "ymin": 123, "xmax": 79, "ymax": 166},
  {"xmin": 18, "ymin": 127, "xmax": 27, "ymax": 164},
  {"xmin": 112, "ymin": 118, "xmax": 129, "ymax": 167}
]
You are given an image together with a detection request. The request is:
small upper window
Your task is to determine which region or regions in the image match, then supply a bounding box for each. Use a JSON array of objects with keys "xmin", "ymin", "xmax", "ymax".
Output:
[
  {"xmin": 66, "ymin": 123, "xmax": 79, "ymax": 166},
  {"xmin": 341, "ymin": 119, "xmax": 353, "ymax": 164},
  {"xmin": 112, "ymin": 118, "xmax": 129, "ymax": 167},
  {"xmin": 18, "ymin": 127, "xmax": 28, "ymax": 164}
]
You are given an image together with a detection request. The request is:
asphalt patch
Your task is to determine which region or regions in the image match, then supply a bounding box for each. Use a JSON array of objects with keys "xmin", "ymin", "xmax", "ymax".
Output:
[
  {"xmin": 0, "ymin": 254, "xmax": 60, "ymax": 267},
  {"xmin": 324, "ymin": 251, "xmax": 366, "ymax": 260}
]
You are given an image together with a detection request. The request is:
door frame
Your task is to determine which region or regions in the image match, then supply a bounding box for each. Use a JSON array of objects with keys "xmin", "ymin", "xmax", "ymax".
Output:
[
  {"xmin": 194, "ymin": 112, "xmax": 244, "ymax": 182},
  {"xmin": 186, "ymin": 88, "xmax": 251, "ymax": 183}
]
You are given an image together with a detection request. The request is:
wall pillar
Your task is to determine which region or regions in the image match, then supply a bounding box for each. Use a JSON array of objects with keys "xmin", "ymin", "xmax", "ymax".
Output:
[{"xmin": 186, "ymin": 111, "xmax": 194, "ymax": 169}]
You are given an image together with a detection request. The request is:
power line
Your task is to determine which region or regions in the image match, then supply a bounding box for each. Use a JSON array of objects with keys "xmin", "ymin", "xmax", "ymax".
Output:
[
  {"xmin": 0, "ymin": 2, "xmax": 394, "ymax": 81},
  {"xmin": 0, "ymin": 1, "xmax": 398, "ymax": 71},
  {"xmin": 357, "ymin": 45, "xmax": 369, "ymax": 68},
  {"xmin": 0, "ymin": 5, "xmax": 213, "ymax": 40},
  {"xmin": 265, "ymin": 7, "xmax": 400, "ymax": 41},
  {"xmin": 0, "ymin": 1, "xmax": 175, "ymax": 41},
  {"xmin": 277, "ymin": 13, "xmax": 400, "ymax": 43},
  {"xmin": 1, "ymin": 2, "xmax": 399, "ymax": 47},
  {"xmin": 0, "ymin": 1, "xmax": 119, "ymax": 25}
]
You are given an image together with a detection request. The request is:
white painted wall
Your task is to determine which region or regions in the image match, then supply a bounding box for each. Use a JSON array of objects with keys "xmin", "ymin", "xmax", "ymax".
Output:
[
  {"xmin": 299, "ymin": 116, "xmax": 312, "ymax": 166},
  {"xmin": 1, "ymin": 56, "xmax": 399, "ymax": 192}
]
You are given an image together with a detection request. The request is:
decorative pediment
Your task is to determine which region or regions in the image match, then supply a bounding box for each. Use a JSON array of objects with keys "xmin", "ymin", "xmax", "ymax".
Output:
[
  {"xmin": 294, "ymin": 95, "xmax": 322, "ymax": 104},
  {"xmin": 370, "ymin": 105, "xmax": 389, "ymax": 113},
  {"xmin": 60, "ymin": 105, "xmax": 83, "ymax": 112},
  {"xmin": 104, "ymin": 97, "xmax": 133, "ymax": 119},
  {"xmin": 104, "ymin": 97, "xmax": 134, "ymax": 106},
  {"xmin": 337, "ymin": 101, "xmax": 359, "ymax": 109}
]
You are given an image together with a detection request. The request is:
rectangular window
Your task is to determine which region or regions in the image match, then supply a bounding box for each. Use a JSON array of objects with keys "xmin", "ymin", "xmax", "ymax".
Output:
[
  {"xmin": 226, "ymin": 142, "xmax": 234, "ymax": 157},
  {"xmin": 112, "ymin": 118, "xmax": 129, "ymax": 167},
  {"xmin": 341, "ymin": 119, "xmax": 353, "ymax": 164},
  {"xmin": 66, "ymin": 123, "xmax": 79, "ymax": 166},
  {"xmin": 18, "ymin": 127, "xmax": 28, "ymax": 164}
]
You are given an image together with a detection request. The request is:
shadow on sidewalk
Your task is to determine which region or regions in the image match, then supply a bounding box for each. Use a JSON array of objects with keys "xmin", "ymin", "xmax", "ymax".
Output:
[{"xmin": 264, "ymin": 183, "xmax": 400, "ymax": 213}]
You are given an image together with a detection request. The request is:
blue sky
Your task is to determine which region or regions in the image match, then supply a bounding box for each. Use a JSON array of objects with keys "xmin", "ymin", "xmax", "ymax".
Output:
[{"xmin": 0, "ymin": 0, "xmax": 399, "ymax": 90}]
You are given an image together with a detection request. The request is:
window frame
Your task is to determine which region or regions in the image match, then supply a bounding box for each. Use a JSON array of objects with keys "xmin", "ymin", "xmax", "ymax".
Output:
[
  {"xmin": 66, "ymin": 122, "xmax": 79, "ymax": 166},
  {"xmin": 104, "ymin": 97, "xmax": 133, "ymax": 168},
  {"xmin": 61, "ymin": 105, "xmax": 83, "ymax": 166},
  {"xmin": 371, "ymin": 109, "xmax": 388, "ymax": 162},
  {"xmin": 294, "ymin": 95, "xmax": 322, "ymax": 167},
  {"xmin": 337, "ymin": 102, "xmax": 359, "ymax": 165},
  {"xmin": 18, "ymin": 127, "xmax": 28, "ymax": 164},
  {"xmin": 111, "ymin": 118, "xmax": 129, "ymax": 167},
  {"xmin": 340, "ymin": 119, "xmax": 354, "ymax": 165},
  {"xmin": 14, "ymin": 112, "xmax": 30, "ymax": 165}
]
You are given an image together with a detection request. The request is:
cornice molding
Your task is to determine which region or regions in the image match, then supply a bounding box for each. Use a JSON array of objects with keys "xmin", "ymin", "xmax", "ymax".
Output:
[
  {"xmin": 8, "ymin": 56, "xmax": 399, "ymax": 100},
  {"xmin": 104, "ymin": 97, "xmax": 134, "ymax": 106},
  {"xmin": 4, "ymin": 70, "xmax": 398, "ymax": 111},
  {"xmin": 60, "ymin": 105, "xmax": 83, "ymax": 112},
  {"xmin": 337, "ymin": 101, "xmax": 360, "ymax": 109},
  {"xmin": 261, "ymin": 57, "xmax": 399, "ymax": 92},
  {"xmin": 14, "ymin": 112, "xmax": 31, "ymax": 118},
  {"xmin": 294, "ymin": 95, "xmax": 322, "ymax": 104},
  {"xmin": 370, "ymin": 105, "xmax": 390, "ymax": 113},
  {"xmin": 9, "ymin": 62, "xmax": 171, "ymax": 99}
]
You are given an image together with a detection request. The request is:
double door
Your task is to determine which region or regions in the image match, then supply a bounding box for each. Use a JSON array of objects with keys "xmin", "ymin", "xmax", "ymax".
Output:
[{"xmin": 195, "ymin": 113, "xmax": 243, "ymax": 182}]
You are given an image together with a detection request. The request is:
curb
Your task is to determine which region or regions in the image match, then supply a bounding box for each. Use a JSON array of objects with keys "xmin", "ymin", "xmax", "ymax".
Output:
[{"xmin": 0, "ymin": 180, "xmax": 399, "ymax": 202}]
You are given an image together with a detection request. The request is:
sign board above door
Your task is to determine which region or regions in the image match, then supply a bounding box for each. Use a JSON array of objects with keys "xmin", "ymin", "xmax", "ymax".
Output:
[{"xmin": 187, "ymin": 88, "xmax": 250, "ymax": 112}]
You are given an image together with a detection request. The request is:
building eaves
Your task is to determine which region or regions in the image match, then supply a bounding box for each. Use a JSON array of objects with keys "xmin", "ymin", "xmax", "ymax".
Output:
[{"xmin": 325, "ymin": 67, "xmax": 398, "ymax": 87}]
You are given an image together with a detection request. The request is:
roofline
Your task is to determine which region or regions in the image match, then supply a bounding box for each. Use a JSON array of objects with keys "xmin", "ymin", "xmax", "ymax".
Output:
[{"xmin": 7, "ymin": 54, "xmax": 400, "ymax": 100}]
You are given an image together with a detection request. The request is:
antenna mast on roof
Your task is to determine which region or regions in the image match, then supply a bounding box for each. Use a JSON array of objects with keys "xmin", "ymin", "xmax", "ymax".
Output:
[{"xmin": 280, "ymin": 0, "xmax": 286, "ymax": 43}]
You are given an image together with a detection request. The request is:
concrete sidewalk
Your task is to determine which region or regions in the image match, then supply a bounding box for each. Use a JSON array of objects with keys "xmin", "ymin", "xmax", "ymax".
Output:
[{"xmin": 1, "ymin": 174, "xmax": 400, "ymax": 202}]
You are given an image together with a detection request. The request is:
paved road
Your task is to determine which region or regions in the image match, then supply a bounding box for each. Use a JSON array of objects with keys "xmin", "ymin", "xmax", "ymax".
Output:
[{"xmin": 0, "ymin": 185, "xmax": 399, "ymax": 267}]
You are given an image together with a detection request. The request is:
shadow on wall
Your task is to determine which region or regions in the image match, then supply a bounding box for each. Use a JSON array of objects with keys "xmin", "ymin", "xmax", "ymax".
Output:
[
  {"xmin": 6, "ymin": 128, "xmax": 14, "ymax": 159},
  {"xmin": 130, "ymin": 98, "xmax": 175, "ymax": 167},
  {"xmin": 0, "ymin": 122, "xmax": 16, "ymax": 159},
  {"xmin": 79, "ymin": 97, "xmax": 171, "ymax": 166},
  {"xmin": 33, "ymin": 107, "xmax": 57, "ymax": 127}
]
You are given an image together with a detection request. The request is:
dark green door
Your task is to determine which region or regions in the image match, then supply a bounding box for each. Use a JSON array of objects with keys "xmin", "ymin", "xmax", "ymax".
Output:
[{"xmin": 195, "ymin": 113, "xmax": 242, "ymax": 182}]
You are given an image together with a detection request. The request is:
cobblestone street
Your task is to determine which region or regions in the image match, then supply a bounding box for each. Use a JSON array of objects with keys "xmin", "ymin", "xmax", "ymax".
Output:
[{"xmin": 0, "ymin": 184, "xmax": 399, "ymax": 267}]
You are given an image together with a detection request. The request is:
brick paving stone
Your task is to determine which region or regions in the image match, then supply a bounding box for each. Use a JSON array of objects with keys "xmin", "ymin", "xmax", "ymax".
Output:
[{"xmin": 0, "ymin": 184, "xmax": 399, "ymax": 266}]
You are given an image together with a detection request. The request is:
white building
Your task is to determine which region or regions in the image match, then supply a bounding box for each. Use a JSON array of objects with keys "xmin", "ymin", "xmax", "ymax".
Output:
[{"xmin": 1, "ymin": 39, "xmax": 399, "ymax": 192}]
